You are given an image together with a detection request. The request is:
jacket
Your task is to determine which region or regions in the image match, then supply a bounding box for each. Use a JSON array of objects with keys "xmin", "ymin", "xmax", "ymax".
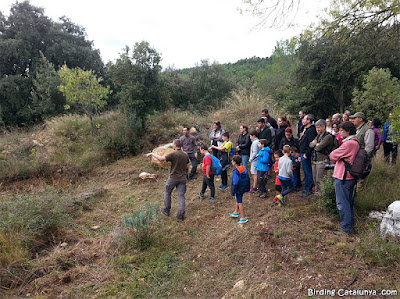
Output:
[
  {"xmin": 329, "ymin": 136, "xmax": 360, "ymax": 180},
  {"xmin": 209, "ymin": 128, "xmax": 225, "ymax": 145},
  {"xmin": 309, "ymin": 132, "xmax": 333, "ymax": 163},
  {"xmin": 279, "ymin": 136, "xmax": 300, "ymax": 151},
  {"xmin": 274, "ymin": 125, "xmax": 288, "ymax": 151},
  {"xmin": 356, "ymin": 123, "xmax": 374, "ymax": 155},
  {"xmin": 231, "ymin": 165, "xmax": 250, "ymax": 195},
  {"xmin": 257, "ymin": 126, "xmax": 272, "ymax": 147},
  {"xmin": 299, "ymin": 125, "xmax": 317, "ymax": 157},
  {"xmin": 256, "ymin": 147, "xmax": 271, "ymax": 171},
  {"xmin": 249, "ymin": 138, "xmax": 260, "ymax": 163},
  {"xmin": 236, "ymin": 132, "xmax": 251, "ymax": 156}
]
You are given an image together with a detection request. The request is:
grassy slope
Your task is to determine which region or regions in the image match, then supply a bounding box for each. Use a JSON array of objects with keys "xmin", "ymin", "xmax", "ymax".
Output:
[{"xmin": 2, "ymin": 154, "xmax": 399, "ymax": 298}]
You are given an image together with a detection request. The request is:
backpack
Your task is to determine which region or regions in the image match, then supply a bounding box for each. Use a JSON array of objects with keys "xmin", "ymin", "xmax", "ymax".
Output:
[
  {"xmin": 228, "ymin": 141, "xmax": 235, "ymax": 158},
  {"xmin": 207, "ymin": 154, "xmax": 222, "ymax": 176},
  {"xmin": 342, "ymin": 139, "xmax": 372, "ymax": 181},
  {"xmin": 236, "ymin": 171, "xmax": 251, "ymax": 193}
]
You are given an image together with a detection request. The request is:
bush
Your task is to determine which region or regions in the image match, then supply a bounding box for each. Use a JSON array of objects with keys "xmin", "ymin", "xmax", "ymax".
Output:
[
  {"xmin": 122, "ymin": 202, "xmax": 160, "ymax": 249},
  {"xmin": 318, "ymin": 172, "xmax": 339, "ymax": 216}
]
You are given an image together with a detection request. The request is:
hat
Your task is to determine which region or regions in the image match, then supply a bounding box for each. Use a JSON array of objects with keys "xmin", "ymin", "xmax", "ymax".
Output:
[
  {"xmin": 285, "ymin": 127, "xmax": 292, "ymax": 134},
  {"xmin": 315, "ymin": 119, "xmax": 326, "ymax": 127},
  {"xmin": 349, "ymin": 112, "xmax": 365, "ymax": 119}
]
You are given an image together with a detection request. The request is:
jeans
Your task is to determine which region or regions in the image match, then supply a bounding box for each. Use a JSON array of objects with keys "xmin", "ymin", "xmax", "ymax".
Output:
[
  {"xmin": 291, "ymin": 172, "xmax": 298, "ymax": 189},
  {"xmin": 187, "ymin": 153, "xmax": 198, "ymax": 177},
  {"xmin": 201, "ymin": 174, "xmax": 215, "ymax": 198},
  {"xmin": 334, "ymin": 178, "xmax": 357, "ymax": 233},
  {"xmin": 164, "ymin": 177, "xmax": 187, "ymax": 218},
  {"xmin": 280, "ymin": 179, "xmax": 294, "ymax": 197},
  {"xmin": 257, "ymin": 170, "xmax": 268, "ymax": 193},
  {"xmin": 240, "ymin": 155, "xmax": 249, "ymax": 172},
  {"xmin": 383, "ymin": 142, "xmax": 398, "ymax": 164},
  {"xmin": 301, "ymin": 155, "xmax": 314, "ymax": 191}
]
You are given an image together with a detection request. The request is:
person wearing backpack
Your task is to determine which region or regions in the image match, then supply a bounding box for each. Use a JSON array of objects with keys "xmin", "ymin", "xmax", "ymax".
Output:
[
  {"xmin": 309, "ymin": 119, "xmax": 334, "ymax": 193},
  {"xmin": 197, "ymin": 145, "xmax": 216, "ymax": 203},
  {"xmin": 210, "ymin": 132, "xmax": 233, "ymax": 190},
  {"xmin": 229, "ymin": 155, "xmax": 250, "ymax": 224},
  {"xmin": 329, "ymin": 121, "xmax": 360, "ymax": 236},
  {"xmin": 349, "ymin": 112, "xmax": 374, "ymax": 157}
]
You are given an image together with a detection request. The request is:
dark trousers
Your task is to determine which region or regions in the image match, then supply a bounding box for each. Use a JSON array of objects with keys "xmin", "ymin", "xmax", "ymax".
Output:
[
  {"xmin": 281, "ymin": 179, "xmax": 294, "ymax": 197},
  {"xmin": 201, "ymin": 174, "xmax": 215, "ymax": 198},
  {"xmin": 301, "ymin": 155, "xmax": 314, "ymax": 191},
  {"xmin": 164, "ymin": 178, "xmax": 187, "ymax": 218},
  {"xmin": 188, "ymin": 153, "xmax": 198, "ymax": 177},
  {"xmin": 295, "ymin": 167, "xmax": 302, "ymax": 188},
  {"xmin": 383, "ymin": 142, "xmax": 398, "ymax": 164},
  {"xmin": 335, "ymin": 178, "xmax": 357, "ymax": 233},
  {"xmin": 257, "ymin": 170, "xmax": 268, "ymax": 193},
  {"xmin": 221, "ymin": 170, "xmax": 228, "ymax": 186}
]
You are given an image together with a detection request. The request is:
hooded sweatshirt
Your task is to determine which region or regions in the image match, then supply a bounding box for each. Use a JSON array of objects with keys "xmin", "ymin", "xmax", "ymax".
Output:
[{"xmin": 231, "ymin": 165, "xmax": 250, "ymax": 195}]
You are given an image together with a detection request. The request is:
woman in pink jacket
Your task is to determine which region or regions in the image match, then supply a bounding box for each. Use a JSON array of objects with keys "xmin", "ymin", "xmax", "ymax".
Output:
[{"xmin": 329, "ymin": 121, "xmax": 360, "ymax": 236}]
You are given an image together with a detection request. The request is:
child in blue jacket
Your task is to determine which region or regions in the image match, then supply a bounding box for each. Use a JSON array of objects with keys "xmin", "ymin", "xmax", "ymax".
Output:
[
  {"xmin": 229, "ymin": 155, "xmax": 250, "ymax": 224},
  {"xmin": 256, "ymin": 139, "xmax": 271, "ymax": 198}
]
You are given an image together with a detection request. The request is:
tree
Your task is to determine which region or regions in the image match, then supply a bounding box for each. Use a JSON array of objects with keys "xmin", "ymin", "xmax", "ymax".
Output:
[
  {"xmin": 58, "ymin": 65, "xmax": 110, "ymax": 127},
  {"xmin": 352, "ymin": 67, "xmax": 400, "ymax": 121}
]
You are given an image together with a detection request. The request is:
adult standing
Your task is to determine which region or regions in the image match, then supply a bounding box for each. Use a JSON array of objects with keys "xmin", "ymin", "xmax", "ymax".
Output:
[
  {"xmin": 371, "ymin": 118, "xmax": 383, "ymax": 155},
  {"xmin": 279, "ymin": 127, "xmax": 300, "ymax": 151},
  {"xmin": 297, "ymin": 111, "xmax": 305, "ymax": 138},
  {"xmin": 145, "ymin": 139, "xmax": 189, "ymax": 221},
  {"xmin": 332, "ymin": 113, "xmax": 342, "ymax": 123},
  {"xmin": 236, "ymin": 124, "xmax": 251, "ymax": 171},
  {"xmin": 349, "ymin": 112, "xmax": 374, "ymax": 157},
  {"xmin": 180, "ymin": 127, "xmax": 198, "ymax": 179},
  {"xmin": 262, "ymin": 109, "xmax": 278, "ymax": 129},
  {"xmin": 257, "ymin": 118, "xmax": 273, "ymax": 148},
  {"xmin": 209, "ymin": 121, "xmax": 225, "ymax": 157},
  {"xmin": 343, "ymin": 110, "xmax": 351, "ymax": 122},
  {"xmin": 382, "ymin": 116, "xmax": 398, "ymax": 164},
  {"xmin": 332, "ymin": 121, "xmax": 343, "ymax": 146},
  {"xmin": 299, "ymin": 114, "xmax": 317, "ymax": 197},
  {"xmin": 274, "ymin": 116, "xmax": 290, "ymax": 151},
  {"xmin": 249, "ymin": 130, "xmax": 260, "ymax": 193},
  {"xmin": 326, "ymin": 118, "xmax": 333, "ymax": 134},
  {"xmin": 309, "ymin": 119, "xmax": 333, "ymax": 193},
  {"xmin": 329, "ymin": 122, "xmax": 360, "ymax": 236}
]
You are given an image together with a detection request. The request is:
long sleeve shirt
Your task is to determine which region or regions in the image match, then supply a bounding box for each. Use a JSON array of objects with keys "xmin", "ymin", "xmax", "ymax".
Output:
[
  {"xmin": 249, "ymin": 138, "xmax": 260, "ymax": 162},
  {"xmin": 179, "ymin": 134, "xmax": 197, "ymax": 154},
  {"xmin": 329, "ymin": 136, "xmax": 360, "ymax": 180}
]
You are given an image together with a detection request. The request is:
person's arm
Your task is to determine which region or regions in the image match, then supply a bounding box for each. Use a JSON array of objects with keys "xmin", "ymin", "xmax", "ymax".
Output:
[
  {"xmin": 215, "ymin": 128, "xmax": 225, "ymax": 142},
  {"xmin": 314, "ymin": 134, "xmax": 333, "ymax": 152},
  {"xmin": 364, "ymin": 129, "xmax": 375, "ymax": 155},
  {"xmin": 309, "ymin": 136, "xmax": 318, "ymax": 149},
  {"xmin": 305, "ymin": 129, "xmax": 317, "ymax": 158},
  {"xmin": 377, "ymin": 131, "xmax": 383, "ymax": 149},
  {"xmin": 206, "ymin": 164, "xmax": 211, "ymax": 178},
  {"xmin": 145, "ymin": 152, "xmax": 166, "ymax": 161},
  {"xmin": 211, "ymin": 144, "xmax": 226, "ymax": 151},
  {"xmin": 209, "ymin": 130, "xmax": 215, "ymax": 140}
]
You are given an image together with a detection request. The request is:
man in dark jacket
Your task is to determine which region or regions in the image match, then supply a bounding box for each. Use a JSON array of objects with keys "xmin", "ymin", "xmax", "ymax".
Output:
[
  {"xmin": 262, "ymin": 109, "xmax": 278, "ymax": 129},
  {"xmin": 297, "ymin": 110, "xmax": 305, "ymax": 138},
  {"xmin": 236, "ymin": 124, "xmax": 251, "ymax": 172},
  {"xmin": 256, "ymin": 118, "xmax": 272, "ymax": 147},
  {"xmin": 299, "ymin": 114, "xmax": 317, "ymax": 197}
]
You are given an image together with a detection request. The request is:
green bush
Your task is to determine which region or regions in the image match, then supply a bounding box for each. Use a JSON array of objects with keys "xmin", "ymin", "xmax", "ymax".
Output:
[
  {"xmin": 318, "ymin": 172, "xmax": 339, "ymax": 216},
  {"xmin": 123, "ymin": 202, "xmax": 160, "ymax": 249}
]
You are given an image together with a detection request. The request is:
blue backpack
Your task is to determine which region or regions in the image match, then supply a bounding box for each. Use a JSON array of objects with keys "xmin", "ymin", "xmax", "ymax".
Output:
[
  {"xmin": 238, "ymin": 172, "xmax": 251, "ymax": 193},
  {"xmin": 207, "ymin": 154, "xmax": 222, "ymax": 176}
]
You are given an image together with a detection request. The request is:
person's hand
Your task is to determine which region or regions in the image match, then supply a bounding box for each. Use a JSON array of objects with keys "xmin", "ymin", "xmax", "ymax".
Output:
[
  {"xmin": 303, "ymin": 154, "xmax": 307, "ymax": 159},
  {"xmin": 206, "ymin": 175, "xmax": 210, "ymax": 179},
  {"xmin": 145, "ymin": 153, "xmax": 152, "ymax": 158},
  {"xmin": 236, "ymin": 146, "xmax": 240, "ymax": 151},
  {"xmin": 310, "ymin": 140, "xmax": 317, "ymax": 146}
]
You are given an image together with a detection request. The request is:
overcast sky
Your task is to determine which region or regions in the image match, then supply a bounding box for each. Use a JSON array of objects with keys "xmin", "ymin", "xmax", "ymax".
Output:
[{"xmin": 0, "ymin": 0, "xmax": 330, "ymax": 69}]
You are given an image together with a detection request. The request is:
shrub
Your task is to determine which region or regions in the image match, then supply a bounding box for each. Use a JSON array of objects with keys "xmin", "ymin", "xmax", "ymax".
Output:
[
  {"xmin": 122, "ymin": 202, "xmax": 160, "ymax": 249},
  {"xmin": 318, "ymin": 172, "xmax": 339, "ymax": 216}
]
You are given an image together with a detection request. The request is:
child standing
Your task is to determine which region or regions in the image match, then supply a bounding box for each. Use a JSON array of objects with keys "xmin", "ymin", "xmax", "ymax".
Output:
[
  {"xmin": 210, "ymin": 132, "xmax": 233, "ymax": 190},
  {"xmin": 249, "ymin": 130, "xmax": 260, "ymax": 193},
  {"xmin": 290, "ymin": 147, "xmax": 301, "ymax": 189},
  {"xmin": 256, "ymin": 139, "xmax": 271, "ymax": 198},
  {"xmin": 274, "ymin": 150, "xmax": 283, "ymax": 197},
  {"xmin": 229, "ymin": 155, "xmax": 250, "ymax": 224},
  {"xmin": 276, "ymin": 145, "xmax": 295, "ymax": 205},
  {"xmin": 197, "ymin": 145, "xmax": 215, "ymax": 203}
]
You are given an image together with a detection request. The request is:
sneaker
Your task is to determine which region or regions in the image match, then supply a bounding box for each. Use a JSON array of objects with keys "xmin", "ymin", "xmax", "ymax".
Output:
[
  {"xmin": 259, "ymin": 192, "xmax": 267, "ymax": 198},
  {"xmin": 189, "ymin": 174, "xmax": 197, "ymax": 180},
  {"xmin": 209, "ymin": 197, "xmax": 215, "ymax": 203},
  {"xmin": 276, "ymin": 194, "xmax": 285, "ymax": 205},
  {"xmin": 229, "ymin": 212, "xmax": 239, "ymax": 218},
  {"xmin": 162, "ymin": 209, "xmax": 170, "ymax": 217},
  {"xmin": 248, "ymin": 187, "xmax": 258, "ymax": 194},
  {"xmin": 302, "ymin": 190, "xmax": 312, "ymax": 197},
  {"xmin": 177, "ymin": 215, "xmax": 185, "ymax": 221},
  {"xmin": 197, "ymin": 192, "xmax": 204, "ymax": 199},
  {"xmin": 218, "ymin": 184, "xmax": 225, "ymax": 190},
  {"xmin": 237, "ymin": 218, "xmax": 249, "ymax": 224},
  {"xmin": 273, "ymin": 196, "xmax": 280, "ymax": 205}
]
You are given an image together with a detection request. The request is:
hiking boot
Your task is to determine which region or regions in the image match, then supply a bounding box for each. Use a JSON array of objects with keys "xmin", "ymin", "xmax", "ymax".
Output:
[
  {"xmin": 209, "ymin": 197, "xmax": 215, "ymax": 203},
  {"xmin": 259, "ymin": 192, "xmax": 267, "ymax": 198},
  {"xmin": 229, "ymin": 212, "xmax": 239, "ymax": 218},
  {"xmin": 277, "ymin": 194, "xmax": 285, "ymax": 205},
  {"xmin": 189, "ymin": 174, "xmax": 197, "ymax": 180},
  {"xmin": 177, "ymin": 214, "xmax": 185, "ymax": 221},
  {"xmin": 302, "ymin": 190, "xmax": 312, "ymax": 197},
  {"xmin": 237, "ymin": 218, "xmax": 249, "ymax": 224},
  {"xmin": 197, "ymin": 192, "xmax": 204, "ymax": 199},
  {"xmin": 162, "ymin": 209, "xmax": 170, "ymax": 217}
]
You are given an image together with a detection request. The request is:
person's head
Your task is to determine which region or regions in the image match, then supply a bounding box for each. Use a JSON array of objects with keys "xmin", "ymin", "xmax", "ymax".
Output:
[
  {"xmin": 257, "ymin": 117, "xmax": 266, "ymax": 129},
  {"xmin": 372, "ymin": 117, "xmax": 382, "ymax": 128},
  {"xmin": 368, "ymin": 120, "xmax": 373, "ymax": 127},
  {"xmin": 213, "ymin": 121, "xmax": 221, "ymax": 130},
  {"xmin": 283, "ymin": 145, "xmax": 291, "ymax": 155},
  {"xmin": 339, "ymin": 121, "xmax": 356, "ymax": 138},
  {"xmin": 200, "ymin": 144, "xmax": 209, "ymax": 155},
  {"xmin": 274, "ymin": 150, "xmax": 283, "ymax": 160},
  {"xmin": 332, "ymin": 121, "xmax": 341, "ymax": 133},
  {"xmin": 278, "ymin": 116, "xmax": 289, "ymax": 127},
  {"xmin": 299, "ymin": 110, "xmax": 305, "ymax": 119},
  {"xmin": 232, "ymin": 155, "xmax": 242, "ymax": 167},
  {"xmin": 344, "ymin": 110, "xmax": 351, "ymax": 116},
  {"xmin": 222, "ymin": 132, "xmax": 229, "ymax": 141},
  {"xmin": 285, "ymin": 127, "xmax": 293, "ymax": 139},
  {"xmin": 173, "ymin": 139, "xmax": 182, "ymax": 150},
  {"xmin": 326, "ymin": 118, "xmax": 332, "ymax": 127},
  {"xmin": 315, "ymin": 119, "xmax": 327, "ymax": 135},
  {"xmin": 182, "ymin": 126, "xmax": 190, "ymax": 136},
  {"xmin": 290, "ymin": 147, "xmax": 297, "ymax": 156},
  {"xmin": 332, "ymin": 113, "xmax": 342, "ymax": 122},
  {"xmin": 261, "ymin": 109, "xmax": 269, "ymax": 117},
  {"xmin": 258, "ymin": 139, "xmax": 267, "ymax": 149},
  {"xmin": 240, "ymin": 124, "xmax": 248, "ymax": 134},
  {"xmin": 349, "ymin": 112, "xmax": 366, "ymax": 127},
  {"xmin": 343, "ymin": 114, "xmax": 349, "ymax": 121},
  {"xmin": 249, "ymin": 130, "xmax": 258, "ymax": 140},
  {"xmin": 302, "ymin": 114, "xmax": 314, "ymax": 127}
]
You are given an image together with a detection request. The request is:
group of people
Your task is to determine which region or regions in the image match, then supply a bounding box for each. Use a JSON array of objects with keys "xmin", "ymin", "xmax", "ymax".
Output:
[{"xmin": 146, "ymin": 108, "xmax": 397, "ymax": 235}]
